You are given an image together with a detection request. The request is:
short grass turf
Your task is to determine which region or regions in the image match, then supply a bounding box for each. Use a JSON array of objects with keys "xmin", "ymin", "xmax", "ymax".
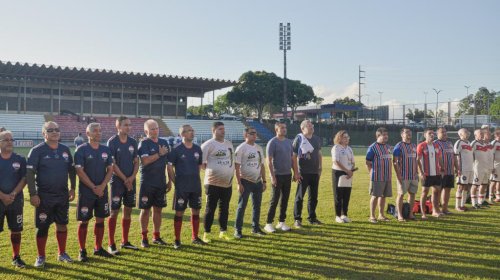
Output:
[{"xmin": 1, "ymin": 147, "xmax": 500, "ymax": 279}]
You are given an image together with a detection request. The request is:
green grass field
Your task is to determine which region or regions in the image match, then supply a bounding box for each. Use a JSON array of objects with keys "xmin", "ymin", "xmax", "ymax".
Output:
[{"xmin": 1, "ymin": 147, "xmax": 500, "ymax": 279}]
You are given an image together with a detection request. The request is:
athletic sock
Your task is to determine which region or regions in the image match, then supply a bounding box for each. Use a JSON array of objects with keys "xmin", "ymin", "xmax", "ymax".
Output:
[
  {"xmin": 174, "ymin": 216, "xmax": 182, "ymax": 241},
  {"xmin": 108, "ymin": 217, "xmax": 117, "ymax": 246},
  {"xmin": 455, "ymin": 190, "xmax": 462, "ymax": 208},
  {"xmin": 36, "ymin": 229, "xmax": 48, "ymax": 257},
  {"xmin": 153, "ymin": 231, "xmax": 160, "ymax": 240},
  {"xmin": 11, "ymin": 232, "xmax": 21, "ymax": 258},
  {"xmin": 78, "ymin": 223, "xmax": 88, "ymax": 250},
  {"xmin": 191, "ymin": 215, "xmax": 200, "ymax": 240},
  {"xmin": 56, "ymin": 230, "xmax": 67, "ymax": 255},
  {"xmin": 94, "ymin": 222, "xmax": 105, "ymax": 250},
  {"xmin": 122, "ymin": 218, "xmax": 131, "ymax": 244}
]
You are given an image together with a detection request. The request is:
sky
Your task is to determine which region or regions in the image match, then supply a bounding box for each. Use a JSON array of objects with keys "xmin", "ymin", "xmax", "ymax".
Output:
[{"xmin": 0, "ymin": 0, "xmax": 499, "ymax": 111}]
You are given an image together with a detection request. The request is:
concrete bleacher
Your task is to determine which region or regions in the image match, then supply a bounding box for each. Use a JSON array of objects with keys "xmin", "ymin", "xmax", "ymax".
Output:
[
  {"xmin": 53, "ymin": 116, "xmax": 167, "ymax": 142},
  {"xmin": 163, "ymin": 118, "xmax": 246, "ymax": 143},
  {"xmin": 0, "ymin": 113, "xmax": 45, "ymax": 139}
]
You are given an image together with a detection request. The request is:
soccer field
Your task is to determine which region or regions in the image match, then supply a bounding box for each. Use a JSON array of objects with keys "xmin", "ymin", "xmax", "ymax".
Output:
[{"xmin": 1, "ymin": 147, "xmax": 500, "ymax": 279}]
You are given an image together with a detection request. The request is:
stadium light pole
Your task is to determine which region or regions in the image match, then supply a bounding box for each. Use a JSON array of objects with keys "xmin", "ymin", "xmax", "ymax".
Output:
[
  {"xmin": 378, "ymin": 91, "xmax": 383, "ymax": 107},
  {"xmin": 279, "ymin": 22, "xmax": 291, "ymax": 122},
  {"xmin": 433, "ymin": 88, "xmax": 442, "ymax": 127},
  {"xmin": 465, "ymin": 85, "xmax": 472, "ymax": 129}
]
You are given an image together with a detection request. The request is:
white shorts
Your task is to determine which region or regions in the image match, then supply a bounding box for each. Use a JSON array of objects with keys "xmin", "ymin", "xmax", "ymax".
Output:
[
  {"xmin": 457, "ymin": 171, "xmax": 473, "ymax": 185},
  {"xmin": 490, "ymin": 166, "xmax": 500, "ymax": 182},
  {"xmin": 473, "ymin": 169, "xmax": 490, "ymax": 185}
]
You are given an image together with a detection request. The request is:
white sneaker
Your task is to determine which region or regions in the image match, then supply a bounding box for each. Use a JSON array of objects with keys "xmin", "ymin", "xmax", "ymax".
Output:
[
  {"xmin": 341, "ymin": 215, "xmax": 351, "ymax": 223},
  {"xmin": 293, "ymin": 220, "xmax": 302, "ymax": 229},
  {"xmin": 264, "ymin": 223, "xmax": 276, "ymax": 233},
  {"xmin": 335, "ymin": 216, "xmax": 345, "ymax": 223},
  {"xmin": 276, "ymin": 222, "xmax": 291, "ymax": 231}
]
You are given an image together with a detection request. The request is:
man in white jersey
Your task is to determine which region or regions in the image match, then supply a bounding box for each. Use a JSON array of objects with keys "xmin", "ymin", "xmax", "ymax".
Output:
[
  {"xmin": 480, "ymin": 128, "xmax": 494, "ymax": 207},
  {"xmin": 454, "ymin": 128, "xmax": 474, "ymax": 212},
  {"xmin": 470, "ymin": 129, "xmax": 491, "ymax": 209},
  {"xmin": 233, "ymin": 127, "xmax": 267, "ymax": 238},
  {"xmin": 490, "ymin": 128, "xmax": 500, "ymax": 203},
  {"xmin": 201, "ymin": 122, "xmax": 235, "ymax": 243}
]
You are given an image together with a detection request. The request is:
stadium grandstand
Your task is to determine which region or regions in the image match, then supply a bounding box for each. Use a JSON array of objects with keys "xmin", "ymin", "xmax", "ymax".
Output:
[{"xmin": 0, "ymin": 60, "xmax": 251, "ymax": 144}]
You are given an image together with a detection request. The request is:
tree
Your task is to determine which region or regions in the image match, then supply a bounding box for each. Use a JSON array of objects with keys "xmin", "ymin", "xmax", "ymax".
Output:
[
  {"xmin": 227, "ymin": 71, "xmax": 282, "ymax": 121},
  {"xmin": 489, "ymin": 95, "xmax": 500, "ymax": 121},
  {"xmin": 406, "ymin": 108, "xmax": 432, "ymax": 122},
  {"xmin": 186, "ymin": 104, "xmax": 213, "ymax": 117},
  {"xmin": 333, "ymin": 97, "xmax": 363, "ymax": 119},
  {"xmin": 287, "ymin": 79, "xmax": 317, "ymax": 122},
  {"xmin": 455, "ymin": 87, "xmax": 497, "ymax": 117}
]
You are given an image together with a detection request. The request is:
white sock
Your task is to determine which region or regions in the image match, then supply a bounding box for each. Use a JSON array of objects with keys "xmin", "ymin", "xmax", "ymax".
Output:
[
  {"xmin": 455, "ymin": 190, "xmax": 462, "ymax": 208},
  {"xmin": 496, "ymin": 192, "xmax": 500, "ymax": 199},
  {"xmin": 478, "ymin": 195, "xmax": 484, "ymax": 204},
  {"xmin": 462, "ymin": 191, "xmax": 468, "ymax": 207},
  {"xmin": 471, "ymin": 195, "xmax": 478, "ymax": 206}
]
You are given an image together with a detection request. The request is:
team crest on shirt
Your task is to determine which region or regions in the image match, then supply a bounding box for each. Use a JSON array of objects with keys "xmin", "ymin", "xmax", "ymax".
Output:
[
  {"xmin": 62, "ymin": 152, "xmax": 69, "ymax": 161},
  {"xmin": 215, "ymin": 150, "xmax": 227, "ymax": 157},
  {"xmin": 80, "ymin": 207, "xmax": 89, "ymax": 216},
  {"xmin": 194, "ymin": 152, "xmax": 200, "ymax": 160},
  {"xmin": 248, "ymin": 152, "xmax": 256, "ymax": 160},
  {"xmin": 12, "ymin": 162, "xmax": 20, "ymax": 170},
  {"xmin": 39, "ymin": 213, "xmax": 47, "ymax": 223},
  {"xmin": 101, "ymin": 152, "xmax": 108, "ymax": 160},
  {"xmin": 129, "ymin": 145, "xmax": 135, "ymax": 154},
  {"xmin": 112, "ymin": 196, "xmax": 121, "ymax": 205},
  {"xmin": 141, "ymin": 196, "xmax": 149, "ymax": 204},
  {"xmin": 177, "ymin": 198, "xmax": 185, "ymax": 206}
]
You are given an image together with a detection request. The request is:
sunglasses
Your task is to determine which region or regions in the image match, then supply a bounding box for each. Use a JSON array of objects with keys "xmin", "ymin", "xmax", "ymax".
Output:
[
  {"xmin": 248, "ymin": 132, "xmax": 257, "ymax": 135},
  {"xmin": 46, "ymin": 128, "xmax": 60, "ymax": 133}
]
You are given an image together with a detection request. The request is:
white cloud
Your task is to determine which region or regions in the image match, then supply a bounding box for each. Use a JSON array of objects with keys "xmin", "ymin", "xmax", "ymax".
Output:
[{"xmin": 312, "ymin": 82, "xmax": 359, "ymax": 104}]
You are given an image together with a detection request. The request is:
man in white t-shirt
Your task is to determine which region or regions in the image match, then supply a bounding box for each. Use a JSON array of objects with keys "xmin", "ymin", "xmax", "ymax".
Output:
[
  {"xmin": 233, "ymin": 127, "xmax": 267, "ymax": 239},
  {"xmin": 201, "ymin": 122, "xmax": 235, "ymax": 243},
  {"xmin": 454, "ymin": 128, "xmax": 474, "ymax": 211}
]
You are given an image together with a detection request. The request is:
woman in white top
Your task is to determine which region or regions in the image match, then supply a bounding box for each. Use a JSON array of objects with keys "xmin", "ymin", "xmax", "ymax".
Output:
[{"xmin": 331, "ymin": 130, "xmax": 355, "ymax": 223}]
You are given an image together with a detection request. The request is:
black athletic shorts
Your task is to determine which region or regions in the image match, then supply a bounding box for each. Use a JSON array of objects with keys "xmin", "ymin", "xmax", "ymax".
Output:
[
  {"xmin": 77, "ymin": 191, "xmax": 110, "ymax": 221},
  {"xmin": 138, "ymin": 186, "xmax": 167, "ymax": 209},
  {"xmin": 423, "ymin": 175, "xmax": 442, "ymax": 188},
  {"xmin": 173, "ymin": 190, "xmax": 202, "ymax": 211},
  {"xmin": 36, "ymin": 194, "xmax": 69, "ymax": 228},
  {"xmin": 110, "ymin": 181, "xmax": 136, "ymax": 210},
  {"xmin": 441, "ymin": 175, "xmax": 455, "ymax": 188},
  {"xmin": 0, "ymin": 193, "xmax": 24, "ymax": 232}
]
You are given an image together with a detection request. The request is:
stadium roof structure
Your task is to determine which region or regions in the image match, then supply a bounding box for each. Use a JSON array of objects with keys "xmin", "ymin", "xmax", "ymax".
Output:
[{"xmin": 0, "ymin": 60, "xmax": 236, "ymax": 92}]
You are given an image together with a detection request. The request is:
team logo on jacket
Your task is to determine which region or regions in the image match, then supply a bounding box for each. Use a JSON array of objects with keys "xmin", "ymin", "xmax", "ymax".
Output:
[
  {"xmin": 129, "ymin": 145, "xmax": 135, "ymax": 154},
  {"xmin": 12, "ymin": 162, "xmax": 20, "ymax": 170},
  {"xmin": 80, "ymin": 207, "xmax": 89, "ymax": 216},
  {"xmin": 102, "ymin": 152, "xmax": 108, "ymax": 160},
  {"xmin": 62, "ymin": 152, "xmax": 69, "ymax": 161},
  {"xmin": 39, "ymin": 213, "xmax": 48, "ymax": 223},
  {"xmin": 194, "ymin": 152, "xmax": 200, "ymax": 161}
]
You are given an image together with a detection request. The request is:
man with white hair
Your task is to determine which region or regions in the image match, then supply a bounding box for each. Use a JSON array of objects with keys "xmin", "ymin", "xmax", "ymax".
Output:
[
  {"xmin": 27, "ymin": 121, "xmax": 76, "ymax": 267},
  {"xmin": 0, "ymin": 130, "xmax": 27, "ymax": 268},
  {"xmin": 454, "ymin": 128, "xmax": 473, "ymax": 211},
  {"xmin": 292, "ymin": 120, "xmax": 322, "ymax": 228},
  {"xmin": 138, "ymin": 119, "xmax": 171, "ymax": 248},
  {"xmin": 470, "ymin": 129, "xmax": 490, "ymax": 209},
  {"xmin": 74, "ymin": 123, "xmax": 114, "ymax": 261}
]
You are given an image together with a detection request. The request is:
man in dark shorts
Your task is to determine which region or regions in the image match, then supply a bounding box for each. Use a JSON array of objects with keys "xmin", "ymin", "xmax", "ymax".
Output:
[
  {"xmin": 167, "ymin": 124, "xmax": 206, "ymax": 249},
  {"xmin": 0, "ymin": 130, "xmax": 27, "ymax": 268},
  {"xmin": 417, "ymin": 129, "xmax": 444, "ymax": 219},
  {"xmin": 74, "ymin": 123, "xmax": 114, "ymax": 261},
  {"xmin": 27, "ymin": 121, "xmax": 76, "ymax": 267},
  {"xmin": 106, "ymin": 116, "xmax": 139, "ymax": 255},
  {"xmin": 138, "ymin": 119, "xmax": 171, "ymax": 248},
  {"xmin": 434, "ymin": 127, "xmax": 456, "ymax": 214}
]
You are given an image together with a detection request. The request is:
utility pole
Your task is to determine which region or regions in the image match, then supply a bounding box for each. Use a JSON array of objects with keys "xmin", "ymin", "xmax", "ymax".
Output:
[
  {"xmin": 433, "ymin": 88, "xmax": 442, "ymax": 127},
  {"xmin": 279, "ymin": 23, "xmax": 291, "ymax": 122},
  {"xmin": 378, "ymin": 91, "xmax": 383, "ymax": 107},
  {"xmin": 358, "ymin": 65, "xmax": 365, "ymax": 103}
]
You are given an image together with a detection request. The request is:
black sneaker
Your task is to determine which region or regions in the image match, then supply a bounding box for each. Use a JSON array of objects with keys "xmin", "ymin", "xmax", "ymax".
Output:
[
  {"xmin": 473, "ymin": 204, "xmax": 481, "ymax": 210},
  {"xmin": 191, "ymin": 237, "xmax": 206, "ymax": 245},
  {"xmin": 152, "ymin": 238, "xmax": 168, "ymax": 246},
  {"xmin": 251, "ymin": 228, "xmax": 267, "ymax": 236},
  {"xmin": 234, "ymin": 230, "xmax": 243, "ymax": 239},
  {"xmin": 79, "ymin": 249, "xmax": 89, "ymax": 262},
  {"xmin": 108, "ymin": 244, "xmax": 119, "ymax": 256},
  {"xmin": 12, "ymin": 255, "xmax": 26, "ymax": 268},
  {"xmin": 121, "ymin": 241, "xmax": 139, "ymax": 250},
  {"xmin": 173, "ymin": 240, "xmax": 182, "ymax": 250},
  {"xmin": 94, "ymin": 247, "xmax": 113, "ymax": 258},
  {"xmin": 481, "ymin": 201, "xmax": 491, "ymax": 208},
  {"xmin": 309, "ymin": 218, "xmax": 323, "ymax": 225}
]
